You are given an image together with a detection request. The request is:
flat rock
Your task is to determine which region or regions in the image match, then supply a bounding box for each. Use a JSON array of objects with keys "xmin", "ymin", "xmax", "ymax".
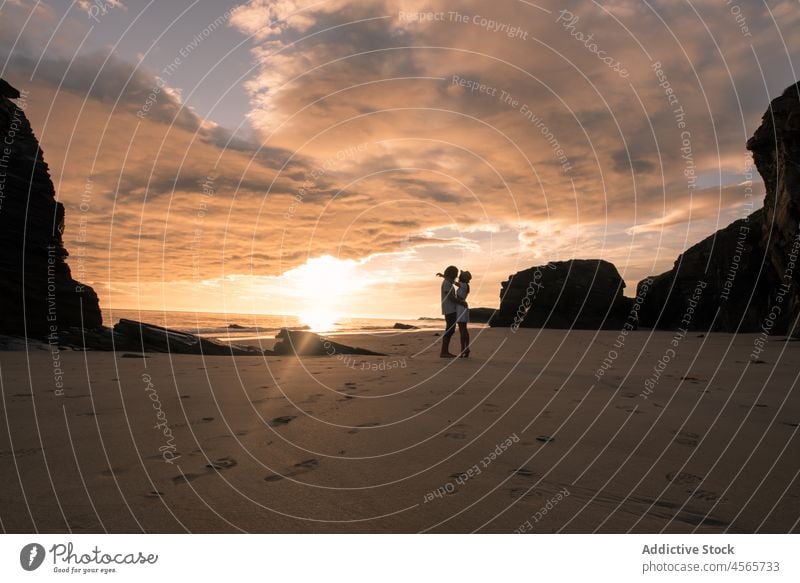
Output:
[{"xmin": 272, "ymin": 328, "xmax": 385, "ymax": 356}]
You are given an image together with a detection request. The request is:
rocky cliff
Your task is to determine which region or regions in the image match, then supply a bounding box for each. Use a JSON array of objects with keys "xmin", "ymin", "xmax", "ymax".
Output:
[
  {"xmin": 490, "ymin": 259, "xmax": 633, "ymax": 330},
  {"xmin": 637, "ymin": 82, "xmax": 800, "ymax": 335},
  {"xmin": 747, "ymin": 82, "xmax": 800, "ymax": 335},
  {"xmin": 0, "ymin": 79, "xmax": 102, "ymax": 339},
  {"xmin": 635, "ymin": 210, "xmax": 772, "ymax": 332}
]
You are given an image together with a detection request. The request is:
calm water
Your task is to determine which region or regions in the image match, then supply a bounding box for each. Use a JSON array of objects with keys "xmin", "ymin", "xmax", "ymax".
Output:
[{"xmin": 105, "ymin": 308, "xmax": 445, "ymax": 341}]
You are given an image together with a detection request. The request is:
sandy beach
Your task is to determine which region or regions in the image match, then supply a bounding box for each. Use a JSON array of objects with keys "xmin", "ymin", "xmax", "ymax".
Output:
[{"xmin": 1, "ymin": 327, "xmax": 798, "ymax": 533}]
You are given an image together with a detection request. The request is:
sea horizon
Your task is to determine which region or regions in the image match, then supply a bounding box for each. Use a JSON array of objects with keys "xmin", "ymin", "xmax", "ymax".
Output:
[{"xmin": 104, "ymin": 307, "xmax": 448, "ymax": 340}]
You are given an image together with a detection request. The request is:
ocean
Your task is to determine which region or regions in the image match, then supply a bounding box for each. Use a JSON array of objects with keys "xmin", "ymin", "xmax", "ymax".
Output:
[{"xmin": 105, "ymin": 308, "xmax": 447, "ymax": 342}]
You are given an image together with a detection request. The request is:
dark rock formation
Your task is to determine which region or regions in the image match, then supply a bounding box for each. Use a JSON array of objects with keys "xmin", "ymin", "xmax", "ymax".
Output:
[
  {"xmin": 113, "ymin": 319, "xmax": 263, "ymax": 355},
  {"xmin": 57, "ymin": 320, "xmax": 265, "ymax": 355},
  {"xmin": 635, "ymin": 210, "xmax": 772, "ymax": 332},
  {"xmin": 0, "ymin": 79, "xmax": 102, "ymax": 339},
  {"xmin": 392, "ymin": 322, "xmax": 418, "ymax": 330},
  {"xmin": 638, "ymin": 82, "xmax": 800, "ymax": 334},
  {"xmin": 747, "ymin": 82, "xmax": 800, "ymax": 335},
  {"xmin": 490, "ymin": 259, "xmax": 633, "ymax": 329},
  {"xmin": 0, "ymin": 79, "xmax": 20, "ymax": 99},
  {"xmin": 273, "ymin": 328, "xmax": 385, "ymax": 356},
  {"xmin": 468, "ymin": 307, "xmax": 496, "ymax": 323}
]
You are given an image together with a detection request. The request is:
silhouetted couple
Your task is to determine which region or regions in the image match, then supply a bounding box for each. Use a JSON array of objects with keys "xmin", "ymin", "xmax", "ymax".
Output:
[{"xmin": 437, "ymin": 266, "xmax": 472, "ymax": 358}]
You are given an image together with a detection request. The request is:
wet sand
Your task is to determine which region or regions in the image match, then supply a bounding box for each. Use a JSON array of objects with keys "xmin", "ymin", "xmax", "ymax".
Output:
[{"xmin": 1, "ymin": 328, "xmax": 798, "ymax": 533}]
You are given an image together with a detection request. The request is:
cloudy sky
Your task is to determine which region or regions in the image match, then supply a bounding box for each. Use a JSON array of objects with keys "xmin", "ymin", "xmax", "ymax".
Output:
[{"xmin": 2, "ymin": 0, "xmax": 798, "ymax": 322}]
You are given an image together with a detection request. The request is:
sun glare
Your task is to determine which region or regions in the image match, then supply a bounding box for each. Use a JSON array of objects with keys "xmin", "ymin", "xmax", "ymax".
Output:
[
  {"xmin": 282, "ymin": 255, "xmax": 364, "ymax": 331},
  {"xmin": 299, "ymin": 310, "xmax": 339, "ymax": 332}
]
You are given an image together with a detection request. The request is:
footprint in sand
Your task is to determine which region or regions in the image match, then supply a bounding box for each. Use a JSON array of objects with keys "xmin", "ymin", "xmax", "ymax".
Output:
[
  {"xmin": 179, "ymin": 417, "xmax": 215, "ymax": 427},
  {"xmin": 144, "ymin": 491, "xmax": 165, "ymax": 498},
  {"xmin": 666, "ymin": 470, "xmax": 703, "ymax": 485},
  {"xmin": 172, "ymin": 473, "xmax": 203, "ymax": 485},
  {"xmin": 263, "ymin": 458, "xmax": 320, "ymax": 482},
  {"xmin": 99, "ymin": 467, "xmax": 127, "ymax": 478},
  {"xmin": 666, "ymin": 472, "xmax": 720, "ymax": 500},
  {"xmin": 294, "ymin": 459, "xmax": 318, "ymax": 470},
  {"xmin": 0, "ymin": 447, "xmax": 42, "ymax": 459},
  {"xmin": 536, "ymin": 435, "xmax": 555, "ymax": 443},
  {"xmin": 781, "ymin": 421, "xmax": 799, "ymax": 428},
  {"xmin": 173, "ymin": 456, "xmax": 238, "ymax": 485},
  {"xmin": 512, "ymin": 467, "xmax": 537, "ymax": 478},
  {"xmin": 672, "ymin": 430, "xmax": 700, "ymax": 447},
  {"xmin": 67, "ymin": 514, "xmax": 102, "ymax": 532},
  {"xmin": 692, "ymin": 489, "xmax": 721, "ymax": 501},
  {"xmin": 616, "ymin": 404, "xmax": 644, "ymax": 414},
  {"xmin": 206, "ymin": 456, "xmax": 237, "ymax": 470},
  {"xmin": 269, "ymin": 415, "xmax": 296, "ymax": 427}
]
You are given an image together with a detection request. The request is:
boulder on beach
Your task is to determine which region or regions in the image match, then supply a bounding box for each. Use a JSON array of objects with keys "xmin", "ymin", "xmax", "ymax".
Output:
[
  {"xmin": 468, "ymin": 307, "xmax": 496, "ymax": 323},
  {"xmin": 490, "ymin": 259, "xmax": 633, "ymax": 330},
  {"xmin": 0, "ymin": 79, "xmax": 102, "ymax": 339},
  {"xmin": 273, "ymin": 328, "xmax": 386, "ymax": 356},
  {"xmin": 392, "ymin": 322, "xmax": 419, "ymax": 330}
]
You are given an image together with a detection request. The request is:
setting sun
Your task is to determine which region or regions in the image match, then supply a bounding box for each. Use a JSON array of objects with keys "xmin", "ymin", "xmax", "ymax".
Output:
[{"xmin": 281, "ymin": 255, "xmax": 363, "ymax": 331}]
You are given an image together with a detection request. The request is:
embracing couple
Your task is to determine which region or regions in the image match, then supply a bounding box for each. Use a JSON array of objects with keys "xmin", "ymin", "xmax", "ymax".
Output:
[{"xmin": 437, "ymin": 266, "xmax": 472, "ymax": 358}]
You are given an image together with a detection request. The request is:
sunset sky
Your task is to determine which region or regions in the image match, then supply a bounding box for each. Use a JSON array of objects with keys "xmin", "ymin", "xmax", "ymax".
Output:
[{"xmin": 2, "ymin": 0, "xmax": 798, "ymax": 320}]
